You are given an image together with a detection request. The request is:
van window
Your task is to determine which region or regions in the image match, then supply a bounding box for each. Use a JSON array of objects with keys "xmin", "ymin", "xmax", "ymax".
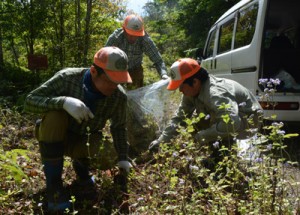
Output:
[
  {"xmin": 204, "ymin": 29, "xmax": 217, "ymax": 58},
  {"xmin": 234, "ymin": 3, "xmax": 259, "ymax": 49},
  {"xmin": 217, "ymin": 18, "xmax": 235, "ymax": 54}
]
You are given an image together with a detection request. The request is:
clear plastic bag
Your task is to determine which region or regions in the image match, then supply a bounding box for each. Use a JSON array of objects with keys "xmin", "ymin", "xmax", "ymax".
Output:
[{"xmin": 126, "ymin": 80, "xmax": 180, "ymax": 157}]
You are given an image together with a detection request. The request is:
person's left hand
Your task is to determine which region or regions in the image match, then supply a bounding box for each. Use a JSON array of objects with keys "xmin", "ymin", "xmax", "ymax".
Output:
[
  {"xmin": 161, "ymin": 74, "xmax": 169, "ymax": 80},
  {"xmin": 148, "ymin": 139, "xmax": 160, "ymax": 153},
  {"xmin": 118, "ymin": 161, "xmax": 132, "ymax": 173}
]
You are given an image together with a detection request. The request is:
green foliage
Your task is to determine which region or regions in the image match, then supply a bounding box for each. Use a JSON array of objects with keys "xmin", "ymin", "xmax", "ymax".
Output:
[
  {"xmin": 0, "ymin": 63, "xmax": 34, "ymax": 89},
  {"xmin": 0, "ymin": 63, "xmax": 37, "ymax": 107},
  {"xmin": 128, "ymin": 109, "xmax": 300, "ymax": 214},
  {"xmin": 1, "ymin": 0, "xmax": 123, "ymax": 70},
  {"xmin": 0, "ymin": 106, "xmax": 41, "ymax": 211},
  {"xmin": 0, "ymin": 149, "xmax": 30, "ymax": 185},
  {"xmin": 144, "ymin": 0, "xmax": 240, "ymax": 59},
  {"xmin": 0, "ymin": 106, "xmax": 35, "ymax": 204}
]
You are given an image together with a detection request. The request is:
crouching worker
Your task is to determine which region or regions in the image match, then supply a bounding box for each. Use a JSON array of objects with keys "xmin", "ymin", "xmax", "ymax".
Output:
[
  {"xmin": 24, "ymin": 47, "xmax": 132, "ymax": 212},
  {"xmin": 149, "ymin": 58, "xmax": 262, "ymax": 166}
]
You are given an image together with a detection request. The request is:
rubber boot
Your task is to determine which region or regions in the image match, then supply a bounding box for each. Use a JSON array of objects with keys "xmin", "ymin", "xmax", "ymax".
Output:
[
  {"xmin": 43, "ymin": 158, "xmax": 71, "ymax": 211},
  {"xmin": 39, "ymin": 141, "xmax": 71, "ymax": 212},
  {"xmin": 73, "ymin": 159, "xmax": 95, "ymax": 186}
]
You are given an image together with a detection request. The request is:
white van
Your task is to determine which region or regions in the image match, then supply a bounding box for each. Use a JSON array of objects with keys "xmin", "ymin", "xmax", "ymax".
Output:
[{"xmin": 200, "ymin": 0, "xmax": 300, "ymax": 121}]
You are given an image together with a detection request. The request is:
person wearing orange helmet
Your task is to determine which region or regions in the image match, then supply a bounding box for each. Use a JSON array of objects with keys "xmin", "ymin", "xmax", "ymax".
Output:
[
  {"xmin": 105, "ymin": 14, "xmax": 169, "ymax": 89},
  {"xmin": 24, "ymin": 47, "xmax": 132, "ymax": 212},
  {"xmin": 149, "ymin": 58, "xmax": 262, "ymax": 155}
]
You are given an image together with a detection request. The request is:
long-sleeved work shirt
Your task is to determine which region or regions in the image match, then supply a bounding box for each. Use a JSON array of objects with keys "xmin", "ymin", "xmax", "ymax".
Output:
[
  {"xmin": 105, "ymin": 28, "xmax": 167, "ymax": 77},
  {"xmin": 159, "ymin": 75, "xmax": 262, "ymax": 143},
  {"xmin": 24, "ymin": 68, "xmax": 129, "ymax": 160}
]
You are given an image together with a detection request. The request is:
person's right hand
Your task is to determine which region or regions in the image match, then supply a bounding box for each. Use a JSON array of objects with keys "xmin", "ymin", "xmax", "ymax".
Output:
[
  {"xmin": 63, "ymin": 97, "xmax": 94, "ymax": 123},
  {"xmin": 148, "ymin": 139, "xmax": 161, "ymax": 153},
  {"xmin": 161, "ymin": 74, "xmax": 169, "ymax": 80}
]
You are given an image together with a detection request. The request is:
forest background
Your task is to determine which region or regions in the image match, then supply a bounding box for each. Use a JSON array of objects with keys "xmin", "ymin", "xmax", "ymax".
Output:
[{"xmin": 0, "ymin": 0, "xmax": 239, "ymax": 94}]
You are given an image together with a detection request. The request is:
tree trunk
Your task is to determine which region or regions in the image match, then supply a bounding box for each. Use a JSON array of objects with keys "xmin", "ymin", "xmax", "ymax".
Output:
[
  {"xmin": 59, "ymin": 0, "xmax": 64, "ymax": 67},
  {"xmin": 10, "ymin": 38, "xmax": 19, "ymax": 66},
  {"xmin": 29, "ymin": 0, "xmax": 35, "ymax": 55},
  {"xmin": 83, "ymin": 0, "xmax": 92, "ymax": 66},
  {"xmin": 0, "ymin": 25, "xmax": 4, "ymax": 68},
  {"xmin": 75, "ymin": 0, "xmax": 81, "ymax": 65}
]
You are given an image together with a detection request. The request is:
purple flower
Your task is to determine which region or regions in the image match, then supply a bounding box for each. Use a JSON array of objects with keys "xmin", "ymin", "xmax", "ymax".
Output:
[
  {"xmin": 259, "ymin": 78, "xmax": 268, "ymax": 85},
  {"xmin": 271, "ymin": 122, "xmax": 284, "ymax": 129},
  {"xmin": 137, "ymin": 197, "xmax": 144, "ymax": 202},
  {"xmin": 179, "ymin": 178, "xmax": 185, "ymax": 185},
  {"xmin": 172, "ymin": 152, "xmax": 178, "ymax": 157},
  {"xmin": 277, "ymin": 130, "xmax": 285, "ymax": 135},
  {"xmin": 265, "ymin": 94, "xmax": 270, "ymax": 99},
  {"xmin": 270, "ymin": 78, "xmax": 281, "ymax": 86},
  {"xmin": 255, "ymin": 157, "xmax": 263, "ymax": 163}
]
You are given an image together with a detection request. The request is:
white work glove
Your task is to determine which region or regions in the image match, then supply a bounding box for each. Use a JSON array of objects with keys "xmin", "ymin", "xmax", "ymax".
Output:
[
  {"xmin": 148, "ymin": 139, "xmax": 161, "ymax": 153},
  {"xmin": 63, "ymin": 97, "xmax": 94, "ymax": 124},
  {"xmin": 118, "ymin": 160, "xmax": 132, "ymax": 173},
  {"xmin": 161, "ymin": 74, "xmax": 169, "ymax": 80}
]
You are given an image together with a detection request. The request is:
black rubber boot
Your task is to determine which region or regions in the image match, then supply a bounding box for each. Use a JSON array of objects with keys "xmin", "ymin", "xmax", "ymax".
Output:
[
  {"xmin": 72, "ymin": 159, "xmax": 95, "ymax": 185},
  {"xmin": 39, "ymin": 141, "xmax": 71, "ymax": 212}
]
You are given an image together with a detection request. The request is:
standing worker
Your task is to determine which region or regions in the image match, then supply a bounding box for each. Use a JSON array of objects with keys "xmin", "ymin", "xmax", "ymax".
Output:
[
  {"xmin": 149, "ymin": 58, "xmax": 262, "ymax": 156},
  {"xmin": 105, "ymin": 14, "xmax": 169, "ymax": 89},
  {"xmin": 24, "ymin": 47, "xmax": 132, "ymax": 212}
]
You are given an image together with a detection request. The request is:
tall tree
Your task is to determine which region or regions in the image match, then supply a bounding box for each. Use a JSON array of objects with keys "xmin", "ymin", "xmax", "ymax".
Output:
[
  {"xmin": 0, "ymin": 25, "xmax": 3, "ymax": 67},
  {"xmin": 58, "ymin": 0, "xmax": 65, "ymax": 67},
  {"xmin": 83, "ymin": 0, "xmax": 92, "ymax": 66},
  {"xmin": 17, "ymin": 0, "xmax": 50, "ymax": 55},
  {"xmin": 75, "ymin": 0, "xmax": 82, "ymax": 64},
  {"xmin": 1, "ymin": 0, "xmax": 126, "ymax": 70},
  {"xmin": 0, "ymin": 1, "xmax": 3, "ymax": 68}
]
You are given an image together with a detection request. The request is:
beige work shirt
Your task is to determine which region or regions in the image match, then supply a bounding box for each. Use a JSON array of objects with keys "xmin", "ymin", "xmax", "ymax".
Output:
[{"xmin": 159, "ymin": 75, "xmax": 262, "ymax": 143}]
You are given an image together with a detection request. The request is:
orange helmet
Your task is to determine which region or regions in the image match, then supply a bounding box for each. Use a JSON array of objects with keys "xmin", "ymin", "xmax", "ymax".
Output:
[
  {"xmin": 167, "ymin": 58, "xmax": 201, "ymax": 90},
  {"xmin": 122, "ymin": 14, "xmax": 145, "ymax": 36},
  {"xmin": 94, "ymin": 47, "xmax": 132, "ymax": 84}
]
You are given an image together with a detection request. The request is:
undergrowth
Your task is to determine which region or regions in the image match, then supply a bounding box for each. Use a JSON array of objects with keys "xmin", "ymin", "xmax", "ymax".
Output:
[
  {"xmin": 0, "ymin": 77, "xmax": 300, "ymax": 214},
  {"xmin": 128, "ymin": 114, "xmax": 300, "ymax": 214}
]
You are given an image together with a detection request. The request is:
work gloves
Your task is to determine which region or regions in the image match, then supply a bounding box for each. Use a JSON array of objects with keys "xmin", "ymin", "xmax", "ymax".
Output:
[
  {"xmin": 148, "ymin": 139, "xmax": 160, "ymax": 153},
  {"xmin": 161, "ymin": 74, "xmax": 169, "ymax": 80},
  {"xmin": 63, "ymin": 97, "xmax": 94, "ymax": 123},
  {"xmin": 118, "ymin": 161, "xmax": 132, "ymax": 173}
]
